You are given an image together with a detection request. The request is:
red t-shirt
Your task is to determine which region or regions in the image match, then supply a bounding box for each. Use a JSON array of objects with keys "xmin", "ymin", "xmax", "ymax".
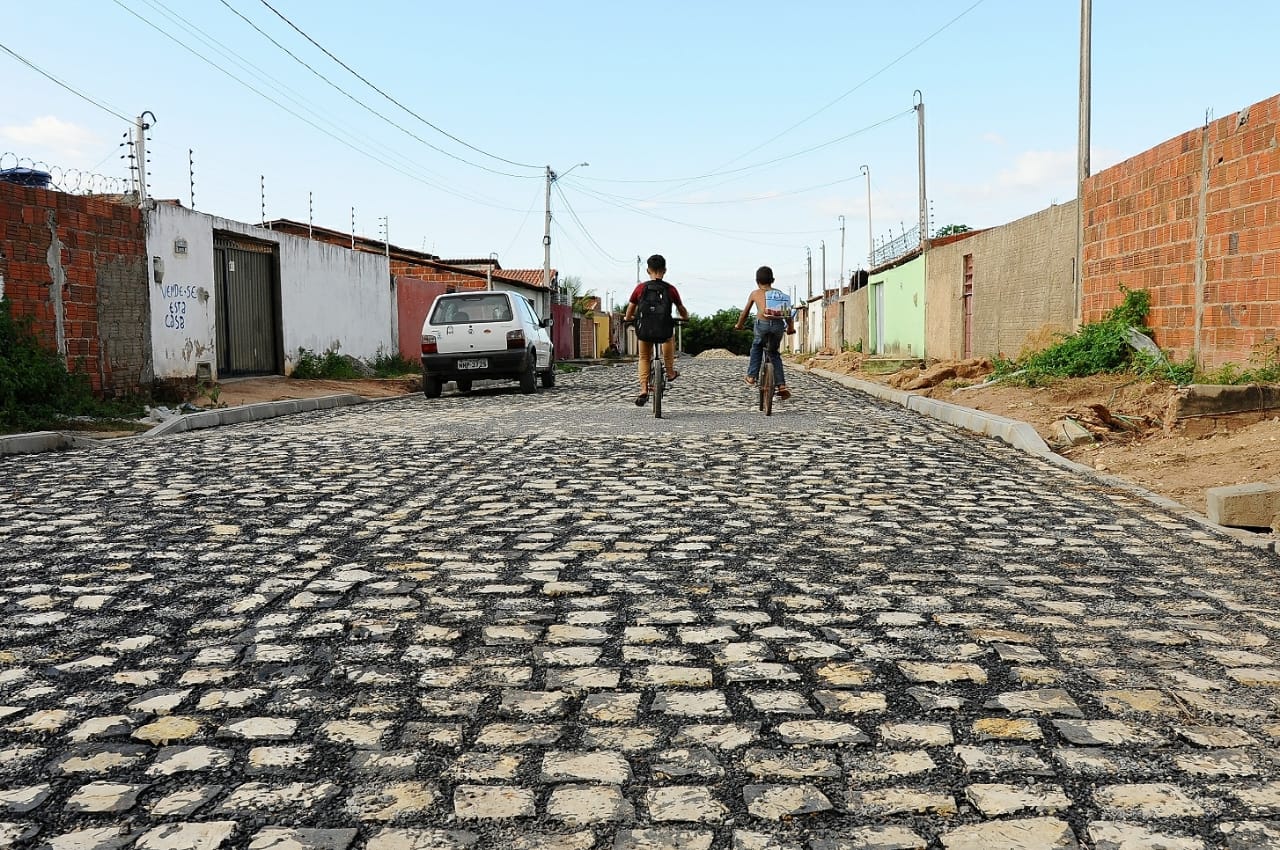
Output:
[{"xmin": 629, "ymin": 280, "xmax": 684, "ymax": 308}]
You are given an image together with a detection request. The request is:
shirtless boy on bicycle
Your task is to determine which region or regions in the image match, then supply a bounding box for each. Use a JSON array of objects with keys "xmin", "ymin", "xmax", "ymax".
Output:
[{"xmin": 734, "ymin": 265, "xmax": 795, "ymax": 400}]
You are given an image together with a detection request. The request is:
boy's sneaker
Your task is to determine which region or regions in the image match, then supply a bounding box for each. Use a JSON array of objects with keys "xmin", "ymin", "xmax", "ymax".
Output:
[{"xmin": 634, "ymin": 392, "xmax": 649, "ymax": 407}]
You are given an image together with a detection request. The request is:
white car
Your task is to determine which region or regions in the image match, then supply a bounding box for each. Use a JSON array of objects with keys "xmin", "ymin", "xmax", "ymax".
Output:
[{"xmin": 420, "ymin": 291, "xmax": 555, "ymax": 398}]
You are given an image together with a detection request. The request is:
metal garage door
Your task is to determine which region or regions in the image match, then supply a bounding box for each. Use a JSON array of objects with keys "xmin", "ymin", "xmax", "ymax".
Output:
[{"xmin": 214, "ymin": 236, "xmax": 280, "ymax": 375}]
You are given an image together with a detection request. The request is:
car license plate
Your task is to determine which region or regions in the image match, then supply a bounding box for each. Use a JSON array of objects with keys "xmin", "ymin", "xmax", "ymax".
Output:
[{"xmin": 457, "ymin": 358, "xmax": 488, "ymax": 370}]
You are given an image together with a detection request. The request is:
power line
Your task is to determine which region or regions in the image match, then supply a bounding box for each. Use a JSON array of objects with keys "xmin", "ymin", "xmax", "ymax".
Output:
[
  {"xmin": 578, "ymin": 108, "xmax": 913, "ymax": 187},
  {"xmin": 110, "ymin": 0, "xmax": 525, "ymax": 212},
  {"xmin": 553, "ymin": 181, "xmax": 626, "ymax": 264},
  {"xmin": 136, "ymin": 0, "xmax": 483, "ymax": 189},
  {"xmin": 707, "ymin": 0, "xmax": 986, "ymax": 171},
  {"xmin": 0, "ymin": 42, "xmax": 132, "ymax": 123},
  {"xmin": 218, "ymin": 0, "xmax": 537, "ymax": 180},
  {"xmin": 257, "ymin": 0, "xmax": 540, "ymax": 171}
]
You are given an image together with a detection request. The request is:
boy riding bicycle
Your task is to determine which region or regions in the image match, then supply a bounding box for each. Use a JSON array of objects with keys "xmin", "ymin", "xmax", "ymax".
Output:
[
  {"xmin": 734, "ymin": 265, "xmax": 795, "ymax": 400},
  {"xmin": 624, "ymin": 254, "xmax": 690, "ymax": 406}
]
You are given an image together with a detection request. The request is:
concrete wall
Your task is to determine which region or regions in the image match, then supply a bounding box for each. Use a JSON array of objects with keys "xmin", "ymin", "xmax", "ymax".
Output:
[
  {"xmin": 146, "ymin": 204, "xmax": 392, "ymax": 381},
  {"xmin": 804, "ymin": 298, "xmax": 825, "ymax": 353},
  {"xmin": 1084, "ymin": 90, "xmax": 1280, "ymax": 368},
  {"xmin": 868, "ymin": 254, "xmax": 925, "ymax": 356},
  {"xmin": 839, "ymin": 287, "xmax": 870, "ymax": 352},
  {"xmin": 0, "ymin": 182, "xmax": 150, "ymax": 395},
  {"xmin": 926, "ymin": 201, "xmax": 1078, "ymax": 360}
]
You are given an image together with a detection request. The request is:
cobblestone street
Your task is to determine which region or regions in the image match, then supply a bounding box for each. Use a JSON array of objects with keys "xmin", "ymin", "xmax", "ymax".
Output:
[{"xmin": 3, "ymin": 360, "xmax": 1280, "ymax": 850}]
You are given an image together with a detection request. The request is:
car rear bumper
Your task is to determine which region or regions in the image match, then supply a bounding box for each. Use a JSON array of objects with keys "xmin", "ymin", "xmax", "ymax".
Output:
[{"xmin": 421, "ymin": 350, "xmax": 530, "ymax": 379}]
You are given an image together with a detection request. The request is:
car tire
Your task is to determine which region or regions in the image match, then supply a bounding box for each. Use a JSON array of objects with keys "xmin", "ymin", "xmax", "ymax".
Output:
[
  {"xmin": 540, "ymin": 355, "xmax": 556, "ymax": 389},
  {"xmin": 423, "ymin": 374, "xmax": 442, "ymax": 398},
  {"xmin": 455, "ymin": 378, "xmax": 473, "ymax": 394},
  {"xmin": 519, "ymin": 349, "xmax": 538, "ymax": 394}
]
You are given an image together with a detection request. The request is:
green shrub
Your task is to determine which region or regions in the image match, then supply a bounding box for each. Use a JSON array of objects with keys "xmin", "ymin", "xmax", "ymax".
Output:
[
  {"xmin": 371, "ymin": 347, "xmax": 419, "ymax": 377},
  {"xmin": 996, "ymin": 287, "xmax": 1170, "ymax": 384},
  {"xmin": 0, "ymin": 298, "xmax": 143, "ymax": 432},
  {"xmin": 291, "ymin": 347, "xmax": 359, "ymax": 380}
]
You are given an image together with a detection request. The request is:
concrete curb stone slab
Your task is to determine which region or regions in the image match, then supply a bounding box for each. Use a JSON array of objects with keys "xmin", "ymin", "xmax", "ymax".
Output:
[
  {"xmin": 0, "ymin": 393, "xmax": 385, "ymax": 457},
  {"xmin": 811, "ymin": 367, "xmax": 1278, "ymax": 554}
]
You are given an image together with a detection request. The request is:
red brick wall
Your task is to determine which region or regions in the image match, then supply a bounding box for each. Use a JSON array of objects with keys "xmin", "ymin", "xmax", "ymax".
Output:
[
  {"xmin": 390, "ymin": 261, "xmax": 487, "ymax": 291},
  {"xmin": 0, "ymin": 182, "xmax": 149, "ymax": 395},
  {"xmin": 1083, "ymin": 92, "xmax": 1280, "ymax": 368}
]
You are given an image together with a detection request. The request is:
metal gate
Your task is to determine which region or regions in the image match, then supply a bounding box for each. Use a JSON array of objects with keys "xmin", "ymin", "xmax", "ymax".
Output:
[{"xmin": 214, "ymin": 236, "xmax": 280, "ymax": 375}]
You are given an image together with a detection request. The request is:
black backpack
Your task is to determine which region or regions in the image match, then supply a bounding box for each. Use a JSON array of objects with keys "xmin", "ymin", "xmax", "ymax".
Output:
[{"xmin": 634, "ymin": 281, "xmax": 674, "ymax": 342}]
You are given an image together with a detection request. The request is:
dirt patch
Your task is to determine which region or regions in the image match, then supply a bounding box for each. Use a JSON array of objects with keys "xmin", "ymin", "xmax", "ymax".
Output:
[
  {"xmin": 196, "ymin": 375, "xmax": 421, "ymax": 408},
  {"xmin": 805, "ymin": 355, "xmax": 1280, "ymax": 525}
]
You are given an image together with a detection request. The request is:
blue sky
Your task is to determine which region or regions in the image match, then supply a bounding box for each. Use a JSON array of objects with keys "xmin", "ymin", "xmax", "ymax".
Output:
[{"xmin": 3, "ymin": 1, "xmax": 1279, "ymax": 315}]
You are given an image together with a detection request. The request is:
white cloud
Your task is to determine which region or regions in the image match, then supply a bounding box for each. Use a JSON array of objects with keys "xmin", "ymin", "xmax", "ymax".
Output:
[
  {"xmin": 981, "ymin": 132, "xmax": 1006, "ymax": 146},
  {"xmin": 0, "ymin": 115, "xmax": 101, "ymax": 159},
  {"xmin": 995, "ymin": 149, "xmax": 1076, "ymax": 190}
]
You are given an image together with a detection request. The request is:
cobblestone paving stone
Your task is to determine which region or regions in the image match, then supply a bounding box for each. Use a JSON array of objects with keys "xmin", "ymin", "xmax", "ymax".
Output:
[{"xmin": 3, "ymin": 360, "xmax": 1280, "ymax": 849}]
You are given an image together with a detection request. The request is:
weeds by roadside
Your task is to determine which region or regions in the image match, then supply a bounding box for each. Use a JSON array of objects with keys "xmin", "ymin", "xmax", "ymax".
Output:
[
  {"xmin": 0, "ymin": 298, "xmax": 145, "ymax": 433},
  {"xmin": 291, "ymin": 347, "xmax": 361, "ymax": 380},
  {"xmin": 371, "ymin": 348, "xmax": 419, "ymax": 377},
  {"xmin": 291, "ymin": 346, "xmax": 419, "ymax": 380},
  {"xmin": 993, "ymin": 287, "xmax": 1277, "ymax": 388}
]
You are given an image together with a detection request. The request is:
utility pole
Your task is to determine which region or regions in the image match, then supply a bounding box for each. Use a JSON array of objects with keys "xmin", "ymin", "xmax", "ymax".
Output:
[
  {"xmin": 820, "ymin": 240, "xmax": 826, "ymax": 298},
  {"xmin": 543, "ymin": 163, "xmax": 589, "ymax": 297},
  {"xmin": 543, "ymin": 165, "xmax": 554, "ymax": 294},
  {"xmin": 1077, "ymin": 0, "xmax": 1092, "ymax": 326},
  {"xmin": 805, "ymin": 246, "xmax": 812, "ymax": 301},
  {"xmin": 636, "ymin": 255, "xmax": 641, "ymax": 284},
  {"xmin": 861, "ymin": 165, "xmax": 872, "ymax": 268},
  {"xmin": 838, "ymin": 215, "xmax": 846, "ymax": 295},
  {"xmin": 915, "ymin": 91, "xmax": 927, "ymax": 245}
]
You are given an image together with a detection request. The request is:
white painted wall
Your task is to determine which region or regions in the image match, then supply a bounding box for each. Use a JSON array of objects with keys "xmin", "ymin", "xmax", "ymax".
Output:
[{"xmin": 146, "ymin": 204, "xmax": 392, "ymax": 380}]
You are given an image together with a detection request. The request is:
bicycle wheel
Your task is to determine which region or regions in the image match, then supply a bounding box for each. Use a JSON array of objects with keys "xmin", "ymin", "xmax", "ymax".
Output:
[
  {"xmin": 652, "ymin": 364, "xmax": 665, "ymax": 419},
  {"xmin": 760, "ymin": 360, "xmax": 774, "ymax": 416}
]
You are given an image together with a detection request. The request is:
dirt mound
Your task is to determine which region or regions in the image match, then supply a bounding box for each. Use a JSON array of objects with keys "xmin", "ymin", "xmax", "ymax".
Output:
[
  {"xmin": 695, "ymin": 348, "xmax": 742, "ymax": 359},
  {"xmin": 888, "ymin": 359, "xmax": 994, "ymax": 390}
]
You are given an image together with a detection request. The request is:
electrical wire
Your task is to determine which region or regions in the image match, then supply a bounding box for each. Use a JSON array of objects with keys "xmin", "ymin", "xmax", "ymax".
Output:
[
  {"xmin": 502, "ymin": 183, "xmax": 546, "ymax": 260},
  {"xmin": 693, "ymin": 0, "xmax": 987, "ymax": 178},
  {"xmin": 257, "ymin": 0, "xmax": 541, "ymax": 171},
  {"xmin": 559, "ymin": 181, "xmax": 802, "ymax": 250},
  {"xmin": 577, "ymin": 108, "xmax": 914, "ymax": 187},
  {"xmin": 218, "ymin": 0, "xmax": 537, "ymax": 179},
  {"xmin": 136, "ymin": 0, "xmax": 483, "ymax": 190},
  {"xmin": 110, "ymin": 0, "xmax": 526, "ymax": 212},
  {"xmin": 0, "ymin": 42, "xmax": 132, "ymax": 123},
  {"xmin": 554, "ymin": 182, "xmax": 626, "ymax": 264}
]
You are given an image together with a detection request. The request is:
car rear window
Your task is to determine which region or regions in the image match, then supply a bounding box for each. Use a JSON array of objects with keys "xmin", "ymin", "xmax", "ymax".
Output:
[{"xmin": 429, "ymin": 294, "xmax": 514, "ymax": 325}]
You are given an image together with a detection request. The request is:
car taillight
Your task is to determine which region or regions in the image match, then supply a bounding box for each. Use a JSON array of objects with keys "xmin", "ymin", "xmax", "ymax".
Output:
[
  {"xmin": 421, "ymin": 334, "xmax": 438, "ymax": 355},
  {"xmin": 506, "ymin": 329, "xmax": 525, "ymax": 349}
]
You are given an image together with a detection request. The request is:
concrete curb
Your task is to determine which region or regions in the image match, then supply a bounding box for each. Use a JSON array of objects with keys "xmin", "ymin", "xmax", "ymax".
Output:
[
  {"xmin": 142, "ymin": 393, "xmax": 371, "ymax": 438},
  {"xmin": 812, "ymin": 368, "xmax": 1279, "ymax": 554},
  {"xmin": 0, "ymin": 431, "xmax": 103, "ymax": 458}
]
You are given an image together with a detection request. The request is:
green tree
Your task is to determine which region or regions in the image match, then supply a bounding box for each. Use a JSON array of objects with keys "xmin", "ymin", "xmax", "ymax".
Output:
[
  {"xmin": 683, "ymin": 308, "xmax": 753, "ymax": 356},
  {"xmin": 935, "ymin": 224, "xmax": 971, "ymax": 237},
  {"xmin": 560, "ymin": 274, "xmax": 597, "ymax": 315}
]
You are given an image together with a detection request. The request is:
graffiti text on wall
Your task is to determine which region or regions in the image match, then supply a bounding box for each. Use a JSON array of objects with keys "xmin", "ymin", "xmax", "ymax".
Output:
[{"xmin": 162, "ymin": 283, "xmax": 198, "ymax": 331}]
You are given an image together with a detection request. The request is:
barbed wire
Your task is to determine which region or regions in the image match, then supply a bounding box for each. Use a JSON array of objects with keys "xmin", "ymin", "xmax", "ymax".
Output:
[{"xmin": 0, "ymin": 152, "xmax": 130, "ymax": 195}]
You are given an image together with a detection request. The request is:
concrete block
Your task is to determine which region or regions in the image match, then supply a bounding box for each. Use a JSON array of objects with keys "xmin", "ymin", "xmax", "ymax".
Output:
[
  {"xmin": 1206, "ymin": 482, "xmax": 1280, "ymax": 530},
  {"xmin": 1173, "ymin": 384, "xmax": 1280, "ymax": 419}
]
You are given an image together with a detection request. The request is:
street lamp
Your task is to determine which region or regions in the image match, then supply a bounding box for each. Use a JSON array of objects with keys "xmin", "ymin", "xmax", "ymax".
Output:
[{"xmin": 543, "ymin": 162, "xmax": 590, "ymax": 294}]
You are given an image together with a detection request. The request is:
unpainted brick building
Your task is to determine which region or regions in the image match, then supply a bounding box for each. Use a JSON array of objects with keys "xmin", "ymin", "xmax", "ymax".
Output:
[
  {"xmin": 1083, "ymin": 92, "xmax": 1280, "ymax": 368},
  {"xmin": 0, "ymin": 181, "xmax": 151, "ymax": 395}
]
